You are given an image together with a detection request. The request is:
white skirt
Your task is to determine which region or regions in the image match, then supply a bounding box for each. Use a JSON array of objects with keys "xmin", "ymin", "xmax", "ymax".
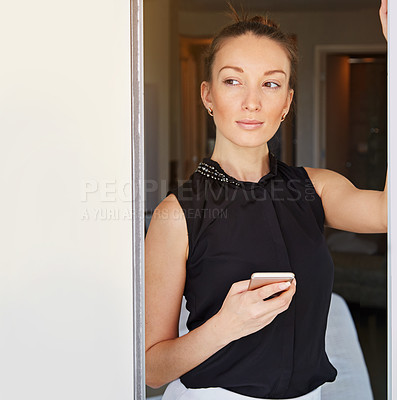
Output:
[{"xmin": 161, "ymin": 379, "xmax": 322, "ymax": 400}]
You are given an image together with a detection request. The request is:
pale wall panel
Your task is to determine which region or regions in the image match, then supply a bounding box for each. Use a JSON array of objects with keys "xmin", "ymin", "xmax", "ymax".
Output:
[{"xmin": 0, "ymin": 1, "xmax": 133, "ymax": 399}]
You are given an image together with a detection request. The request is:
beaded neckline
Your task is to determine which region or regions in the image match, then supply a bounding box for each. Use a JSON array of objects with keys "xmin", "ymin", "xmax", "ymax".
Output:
[
  {"xmin": 195, "ymin": 162, "xmax": 242, "ymax": 187},
  {"xmin": 195, "ymin": 152, "xmax": 277, "ymax": 188}
]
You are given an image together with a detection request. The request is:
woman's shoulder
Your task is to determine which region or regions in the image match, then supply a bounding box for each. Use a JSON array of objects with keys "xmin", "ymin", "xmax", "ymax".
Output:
[
  {"xmin": 167, "ymin": 168, "xmax": 233, "ymax": 210},
  {"xmin": 148, "ymin": 194, "xmax": 187, "ymax": 238},
  {"xmin": 301, "ymin": 166, "xmax": 347, "ymax": 200},
  {"xmin": 276, "ymin": 160, "xmax": 325, "ymax": 205},
  {"xmin": 156, "ymin": 191, "xmax": 185, "ymax": 217},
  {"xmin": 146, "ymin": 193, "xmax": 189, "ymax": 260},
  {"xmin": 276, "ymin": 158, "xmax": 312, "ymax": 182}
]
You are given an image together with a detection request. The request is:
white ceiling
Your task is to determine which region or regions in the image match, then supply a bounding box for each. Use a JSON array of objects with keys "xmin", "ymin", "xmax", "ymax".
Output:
[{"xmin": 179, "ymin": 0, "xmax": 379, "ymax": 12}]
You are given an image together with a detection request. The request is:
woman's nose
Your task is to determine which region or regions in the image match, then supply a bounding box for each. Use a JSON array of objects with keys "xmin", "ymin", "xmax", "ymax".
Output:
[{"xmin": 242, "ymin": 89, "xmax": 262, "ymax": 112}]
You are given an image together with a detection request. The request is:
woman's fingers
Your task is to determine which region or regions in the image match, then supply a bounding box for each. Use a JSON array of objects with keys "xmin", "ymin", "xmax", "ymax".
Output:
[
  {"xmin": 229, "ymin": 279, "xmax": 251, "ymax": 294},
  {"xmin": 269, "ymin": 281, "xmax": 296, "ymax": 310},
  {"xmin": 379, "ymin": 0, "xmax": 387, "ymax": 39},
  {"xmin": 251, "ymin": 279, "xmax": 294, "ymax": 302},
  {"xmin": 250, "ymin": 280, "xmax": 296, "ymax": 316}
]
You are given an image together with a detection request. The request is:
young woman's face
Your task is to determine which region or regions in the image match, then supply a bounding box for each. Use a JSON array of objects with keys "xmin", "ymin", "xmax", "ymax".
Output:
[{"xmin": 201, "ymin": 33, "xmax": 294, "ymax": 149}]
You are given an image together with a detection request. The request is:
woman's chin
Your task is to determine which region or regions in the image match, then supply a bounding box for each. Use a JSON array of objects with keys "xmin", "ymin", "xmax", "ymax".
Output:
[
  {"xmin": 227, "ymin": 133, "xmax": 273, "ymax": 149},
  {"xmin": 230, "ymin": 139, "xmax": 270, "ymax": 149}
]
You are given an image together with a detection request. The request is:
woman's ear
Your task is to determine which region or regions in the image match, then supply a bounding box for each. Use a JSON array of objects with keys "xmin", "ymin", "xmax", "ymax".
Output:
[
  {"xmin": 200, "ymin": 81, "xmax": 213, "ymax": 111},
  {"xmin": 288, "ymin": 89, "xmax": 294, "ymax": 105},
  {"xmin": 282, "ymin": 89, "xmax": 294, "ymax": 117}
]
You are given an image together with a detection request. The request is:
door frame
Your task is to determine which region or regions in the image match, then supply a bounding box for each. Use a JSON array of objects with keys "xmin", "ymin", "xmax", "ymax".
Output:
[
  {"xmin": 134, "ymin": 5, "xmax": 397, "ymax": 399},
  {"xmin": 131, "ymin": 0, "xmax": 145, "ymax": 399}
]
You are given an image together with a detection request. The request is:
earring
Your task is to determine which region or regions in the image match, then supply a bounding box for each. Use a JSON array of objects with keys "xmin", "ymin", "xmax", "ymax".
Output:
[
  {"xmin": 281, "ymin": 113, "xmax": 286, "ymax": 122},
  {"xmin": 207, "ymin": 107, "xmax": 214, "ymax": 117}
]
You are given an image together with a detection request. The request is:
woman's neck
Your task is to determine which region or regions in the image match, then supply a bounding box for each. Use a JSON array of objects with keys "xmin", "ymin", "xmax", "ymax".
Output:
[{"xmin": 210, "ymin": 140, "xmax": 271, "ymax": 183}]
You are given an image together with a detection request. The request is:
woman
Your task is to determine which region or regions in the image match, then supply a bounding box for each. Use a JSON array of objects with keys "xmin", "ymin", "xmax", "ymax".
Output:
[{"xmin": 145, "ymin": 2, "xmax": 388, "ymax": 399}]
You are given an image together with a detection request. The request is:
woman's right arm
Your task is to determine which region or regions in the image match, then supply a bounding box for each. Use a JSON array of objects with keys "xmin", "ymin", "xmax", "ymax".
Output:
[
  {"xmin": 145, "ymin": 194, "xmax": 296, "ymax": 388},
  {"xmin": 145, "ymin": 194, "xmax": 229, "ymax": 388}
]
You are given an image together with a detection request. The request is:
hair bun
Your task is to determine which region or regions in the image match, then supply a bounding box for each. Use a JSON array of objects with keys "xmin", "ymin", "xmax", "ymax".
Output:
[
  {"xmin": 249, "ymin": 15, "xmax": 280, "ymax": 29},
  {"xmin": 226, "ymin": 3, "xmax": 279, "ymax": 29}
]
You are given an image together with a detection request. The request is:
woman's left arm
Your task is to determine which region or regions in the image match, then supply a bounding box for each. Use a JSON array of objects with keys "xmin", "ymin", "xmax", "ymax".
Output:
[{"xmin": 305, "ymin": 168, "xmax": 387, "ymax": 233}]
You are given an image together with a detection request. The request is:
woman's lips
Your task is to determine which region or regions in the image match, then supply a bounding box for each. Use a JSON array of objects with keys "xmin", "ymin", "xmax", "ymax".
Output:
[{"xmin": 236, "ymin": 119, "xmax": 264, "ymax": 130}]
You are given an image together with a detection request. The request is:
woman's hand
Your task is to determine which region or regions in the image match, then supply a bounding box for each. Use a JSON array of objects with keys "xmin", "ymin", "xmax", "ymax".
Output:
[
  {"xmin": 214, "ymin": 278, "xmax": 297, "ymax": 344},
  {"xmin": 380, "ymin": 0, "xmax": 387, "ymax": 40}
]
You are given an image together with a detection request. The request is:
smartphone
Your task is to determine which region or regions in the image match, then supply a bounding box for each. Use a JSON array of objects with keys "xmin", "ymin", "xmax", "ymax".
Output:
[{"xmin": 248, "ymin": 272, "xmax": 295, "ymax": 292}]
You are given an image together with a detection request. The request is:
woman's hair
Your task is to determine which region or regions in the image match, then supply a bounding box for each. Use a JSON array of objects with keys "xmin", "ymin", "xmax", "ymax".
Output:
[{"xmin": 204, "ymin": 5, "xmax": 298, "ymax": 90}]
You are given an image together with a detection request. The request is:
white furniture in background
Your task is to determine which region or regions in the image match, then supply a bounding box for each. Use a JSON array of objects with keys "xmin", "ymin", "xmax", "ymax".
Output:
[{"xmin": 322, "ymin": 293, "xmax": 373, "ymax": 400}]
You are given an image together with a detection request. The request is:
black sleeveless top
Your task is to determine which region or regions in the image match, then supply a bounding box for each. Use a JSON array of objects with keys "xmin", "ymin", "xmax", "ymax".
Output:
[{"xmin": 166, "ymin": 152, "xmax": 337, "ymax": 399}]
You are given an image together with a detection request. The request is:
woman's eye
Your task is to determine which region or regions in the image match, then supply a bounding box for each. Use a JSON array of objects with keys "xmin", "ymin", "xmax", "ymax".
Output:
[
  {"xmin": 264, "ymin": 82, "xmax": 280, "ymax": 89},
  {"xmin": 224, "ymin": 79, "xmax": 240, "ymax": 86}
]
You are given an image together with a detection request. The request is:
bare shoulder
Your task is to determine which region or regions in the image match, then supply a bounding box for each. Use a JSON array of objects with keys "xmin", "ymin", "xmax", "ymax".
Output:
[
  {"xmin": 303, "ymin": 167, "xmax": 354, "ymax": 199},
  {"xmin": 149, "ymin": 193, "xmax": 186, "ymax": 228},
  {"xmin": 146, "ymin": 193, "xmax": 189, "ymax": 259},
  {"xmin": 303, "ymin": 167, "xmax": 385, "ymax": 233}
]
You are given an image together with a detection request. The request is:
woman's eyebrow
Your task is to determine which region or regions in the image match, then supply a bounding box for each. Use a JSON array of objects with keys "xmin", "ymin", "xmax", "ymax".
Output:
[
  {"xmin": 218, "ymin": 66, "xmax": 244, "ymax": 76},
  {"xmin": 217, "ymin": 66, "xmax": 287, "ymax": 77},
  {"xmin": 263, "ymin": 70, "xmax": 287, "ymax": 76}
]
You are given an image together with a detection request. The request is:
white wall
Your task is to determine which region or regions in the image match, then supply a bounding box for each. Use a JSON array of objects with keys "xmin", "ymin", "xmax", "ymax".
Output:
[
  {"xmin": 179, "ymin": 7, "xmax": 385, "ymax": 166},
  {"xmin": 0, "ymin": 1, "xmax": 133, "ymax": 399}
]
